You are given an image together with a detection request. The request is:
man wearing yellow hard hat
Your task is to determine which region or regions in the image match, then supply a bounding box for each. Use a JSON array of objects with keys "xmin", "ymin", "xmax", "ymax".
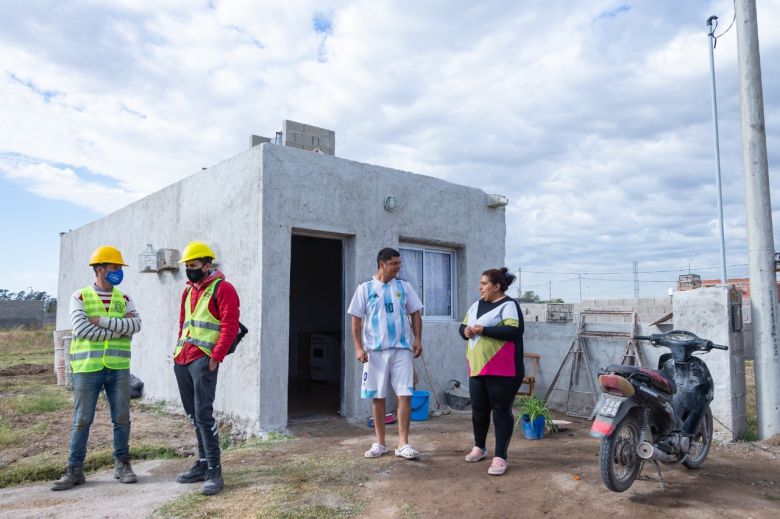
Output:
[
  {"xmin": 52, "ymin": 246, "xmax": 142, "ymax": 491},
  {"xmin": 173, "ymin": 241, "xmax": 240, "ymax": 496}
]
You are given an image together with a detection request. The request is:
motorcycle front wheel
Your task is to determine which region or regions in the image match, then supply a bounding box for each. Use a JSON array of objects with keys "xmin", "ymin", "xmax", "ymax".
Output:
[
  {"xmin": 599, "ymin": 413, "xmax": 642, "ymax": 492},
  {"xmin": 683, "ymin": 406, "xmax": 713, "ymax": 469}
]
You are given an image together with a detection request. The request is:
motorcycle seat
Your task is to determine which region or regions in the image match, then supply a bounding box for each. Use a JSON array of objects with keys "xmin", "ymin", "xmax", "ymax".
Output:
[{"xmin": 604, "ymin": 364, "xmax": 677, "ymax": 394}]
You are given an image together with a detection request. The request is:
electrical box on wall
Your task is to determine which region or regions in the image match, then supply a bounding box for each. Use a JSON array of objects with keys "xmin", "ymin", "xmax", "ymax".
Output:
[
  {"xmin": 157, "ymin": 249, "xmax": 180, "ymax": 271},
  {"xmin": 138, "ymin": 244, "xmax": 158, "ymax": 272}
]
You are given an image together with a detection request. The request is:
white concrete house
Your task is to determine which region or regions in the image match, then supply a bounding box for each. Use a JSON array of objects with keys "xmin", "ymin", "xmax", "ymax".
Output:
[{"xmin": 56, "ymin": 136, "xmax": 506, "ymax": 432}]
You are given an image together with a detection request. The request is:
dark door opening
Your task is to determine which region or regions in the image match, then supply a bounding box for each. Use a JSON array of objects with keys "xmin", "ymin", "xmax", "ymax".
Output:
[{"xmin": 288, "ymin": 235, "xmax": 343, "ymax": 420}]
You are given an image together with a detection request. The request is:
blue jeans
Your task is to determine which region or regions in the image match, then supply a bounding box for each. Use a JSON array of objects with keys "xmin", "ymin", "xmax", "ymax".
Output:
[{"xmin": 68, "ymin": 368, "xmax": 131, "ymax": 466}]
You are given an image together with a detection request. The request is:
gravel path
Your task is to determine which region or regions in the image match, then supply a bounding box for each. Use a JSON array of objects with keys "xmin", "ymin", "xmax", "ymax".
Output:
[{"xmin": 0, "ymin": 459, "xmax": 194, "ymax": 519}]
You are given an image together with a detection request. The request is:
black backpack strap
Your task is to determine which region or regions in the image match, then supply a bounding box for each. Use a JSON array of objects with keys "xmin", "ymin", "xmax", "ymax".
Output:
[{"xmin": 212, "ymin": 279, "xmax": 223, "ymax": 315}]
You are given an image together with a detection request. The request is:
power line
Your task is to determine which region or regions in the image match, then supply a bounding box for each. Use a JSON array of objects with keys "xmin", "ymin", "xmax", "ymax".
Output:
[{"xmin": 519, "ymin": 263, "xmax": 748, "ymax": 276}]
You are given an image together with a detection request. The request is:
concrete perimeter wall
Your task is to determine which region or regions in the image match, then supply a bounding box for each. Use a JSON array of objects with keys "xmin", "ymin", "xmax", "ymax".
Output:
[
  {"xmin": 525, "ymin": 287, "xmax": 746, "ymax": 439},
  {"xmin": 0, "ymin": 300, "xmax": 45, "ymax": 329}
]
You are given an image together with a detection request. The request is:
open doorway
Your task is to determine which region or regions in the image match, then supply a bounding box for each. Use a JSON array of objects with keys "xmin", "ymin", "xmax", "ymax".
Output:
[{"xmin": 288, "ymin": 234, "xmax": 343, "ymax": 420}]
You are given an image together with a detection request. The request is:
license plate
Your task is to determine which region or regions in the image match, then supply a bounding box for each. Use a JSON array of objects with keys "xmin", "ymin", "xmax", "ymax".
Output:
[{"xmin": 596, "ymin": 394, "xmax": 626, "ymax": 418}]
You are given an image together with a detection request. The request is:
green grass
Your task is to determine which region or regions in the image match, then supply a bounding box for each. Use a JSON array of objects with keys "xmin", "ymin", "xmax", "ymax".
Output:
[
  {"xmin": 740, "ymin": 360, "xmax": 759, "ymax": 441},
  {"xmin": 225, "ymin": 431, "xmax": 290, "ymax": 452},
  {"xmin": 0, "ymin": 327, "xmax": 193, "ymax": 492},
  {"xmin": 274, "ymin": 502, "xmax": 363, "ymax": 519},
  {"xmin": 155, "ymin": 451, "xmax": 366, "ymax": 519},
  {"xmin": 155, "ymin": 492, "xmax": 209, "ymax": 519},
  {"xmin": 133, "ymin": 399, "xmax": 171, "ymax": 416},
  {"xmin": 0, "ymin": 327, "xmax": 54, "ymax": 369},
  {"xmin": 0, "ymin": 443, "xmax": 183, "ymax": 488},
  {"xmin": 0, "ymin": 420, "xmax": 25, "ymax": 447},
  {"xmin": 399, "ymin": 502, "xmax": 419, "ymax": 519},
  {"xmin": 0, "ymin": 418, "xmax": 50, "ymax": 448},
  {"xmin": 0, "ymin": 385, "xmax": 70, "ymax": 415},
  {"xmin": 14, "ymin": 391, "xmax": 69, "ymax": 414}
]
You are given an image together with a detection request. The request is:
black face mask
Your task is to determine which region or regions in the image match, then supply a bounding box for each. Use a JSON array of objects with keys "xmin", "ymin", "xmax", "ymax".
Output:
[{"xmin": 186, "ymin": 268, "xmax": 207, "ymax": 283}]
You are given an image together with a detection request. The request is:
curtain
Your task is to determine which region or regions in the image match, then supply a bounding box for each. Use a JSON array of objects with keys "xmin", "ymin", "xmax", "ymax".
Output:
[
  {"xmin": 400, "ymin": 248, "xmax": 423, "ymax": 304},
  {"xmin": 424, "ymin": 251, "xmax": 452, "ymax": 316}
]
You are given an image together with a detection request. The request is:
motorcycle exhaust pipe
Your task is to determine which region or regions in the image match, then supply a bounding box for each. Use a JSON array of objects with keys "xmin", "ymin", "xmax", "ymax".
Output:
[{"xmin": 637, "ymin": 442, "xmax": 677, "ymax": 463}]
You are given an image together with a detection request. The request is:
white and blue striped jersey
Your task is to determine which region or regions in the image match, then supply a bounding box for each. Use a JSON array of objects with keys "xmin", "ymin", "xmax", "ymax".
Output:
[{"xmin": 348, "ymin": 277, "xmax": 423, "ymax": 351}]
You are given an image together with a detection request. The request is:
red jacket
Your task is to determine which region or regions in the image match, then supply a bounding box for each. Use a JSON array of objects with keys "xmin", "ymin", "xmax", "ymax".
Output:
[{"xmin": 175, "ymin": 270, "xmax": 240, "ymax": 365}]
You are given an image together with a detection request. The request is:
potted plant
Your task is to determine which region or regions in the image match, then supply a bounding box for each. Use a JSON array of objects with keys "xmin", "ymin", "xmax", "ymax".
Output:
[{"xmin": 514, "ymin": 395, "xmax": 556, "ymax": 439}]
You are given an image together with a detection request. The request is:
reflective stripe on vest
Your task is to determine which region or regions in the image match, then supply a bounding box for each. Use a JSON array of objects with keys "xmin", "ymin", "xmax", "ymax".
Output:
[
  {"xmin": 174, "ymin": 279, "xmax": 221, "ymax": 359},
  {"xmin": 70, "ymin": 287, "xmax": 131, "ymax": 373}
]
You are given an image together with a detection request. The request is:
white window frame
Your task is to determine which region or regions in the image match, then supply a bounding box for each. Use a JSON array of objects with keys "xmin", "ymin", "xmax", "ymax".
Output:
[{"xmin": 399, "ymin": 244, "xmax": 456, "ymax": 321}]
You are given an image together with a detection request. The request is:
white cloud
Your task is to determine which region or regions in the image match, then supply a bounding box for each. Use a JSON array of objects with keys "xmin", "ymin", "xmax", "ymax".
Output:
[
  {"xmin": 0, "ymin": 0, "xmax": 779, "ymax": 301},
  {"xmin": 2, "ymin": 162, "xmax": 138, "ymax": 212}
]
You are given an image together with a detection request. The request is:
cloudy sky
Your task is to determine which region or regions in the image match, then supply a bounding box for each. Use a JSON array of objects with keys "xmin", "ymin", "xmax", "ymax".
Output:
[{"xmin": 1, "ymin": 0, "xmax": 779, "ymax": 302}]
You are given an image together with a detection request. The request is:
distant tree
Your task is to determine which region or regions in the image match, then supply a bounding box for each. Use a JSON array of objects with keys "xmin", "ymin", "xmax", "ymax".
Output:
[
  {"xmin": 0, "ymin": 289, "xmax": 57, "ymax": 312},
  {"xmin": 540, "ymin": 298, "xmax": 565, "ymax": 304},
  {"xmin": 518, "ymin": 291, "xmax": 541, "ymax": 303}
]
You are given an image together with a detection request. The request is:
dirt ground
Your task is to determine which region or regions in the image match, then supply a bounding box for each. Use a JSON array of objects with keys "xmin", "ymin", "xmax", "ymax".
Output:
[
  {"xmin": 2, "ymin": 330, "xmax": 778, "ymax": 517},
  {"xmin": 1, "ymin": 412, "xmax": 778, "ymax": 518},
  {"xmin": 0, "ymin": 366, "xmax": 196, "ymax": 475}
]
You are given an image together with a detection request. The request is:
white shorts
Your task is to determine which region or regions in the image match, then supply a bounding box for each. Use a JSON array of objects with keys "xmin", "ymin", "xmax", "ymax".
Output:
[{"xmin": 361, "ymin": 348, "xmax": 414, "ymax": 399}]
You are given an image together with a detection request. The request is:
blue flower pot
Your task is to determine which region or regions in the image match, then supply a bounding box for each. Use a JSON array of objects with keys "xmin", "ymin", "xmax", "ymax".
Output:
[{"xmin": 522, "ymin": 414, "xmax": 546, "ymax": 440}]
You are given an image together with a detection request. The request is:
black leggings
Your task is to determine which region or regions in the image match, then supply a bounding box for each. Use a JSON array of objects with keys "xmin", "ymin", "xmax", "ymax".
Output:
[{"xmin": 469, "ymin": 375, "xmax": 523, "ymax": 460}]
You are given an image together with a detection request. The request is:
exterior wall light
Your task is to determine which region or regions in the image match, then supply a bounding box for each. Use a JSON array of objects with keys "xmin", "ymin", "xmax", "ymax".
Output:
[{"xmin": 384, "ymin": 195, "xmax": 398, "ymax": 212}]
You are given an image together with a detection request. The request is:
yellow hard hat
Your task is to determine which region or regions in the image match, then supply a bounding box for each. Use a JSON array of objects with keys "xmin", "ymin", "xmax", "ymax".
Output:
[
  {"xmin": 89, "ymin": 245, "xmax": 127, "ymax": 266},
  {"xmin": 179, "ymin": 241, "xmax": 217, "ymax": 263}
]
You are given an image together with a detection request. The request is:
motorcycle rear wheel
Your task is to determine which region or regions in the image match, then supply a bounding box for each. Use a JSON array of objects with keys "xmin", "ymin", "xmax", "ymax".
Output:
[
  {"xmin": 683, "ymin": 406, "xmax": 713, "ymax": 469},
  {"xmin": 599, "ymin": 414, "xmax": 642, "ymax": 492}
]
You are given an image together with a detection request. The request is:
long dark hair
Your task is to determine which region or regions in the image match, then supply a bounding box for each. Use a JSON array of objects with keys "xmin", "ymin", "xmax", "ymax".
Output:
[{"xmin": 482, "ymin": 267, "xmax": 516, "ymax": 293}]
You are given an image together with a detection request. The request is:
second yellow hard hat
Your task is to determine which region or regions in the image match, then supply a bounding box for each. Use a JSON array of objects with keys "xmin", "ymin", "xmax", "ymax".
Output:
[{"xmin": 179, "ymin": 241, "xmax": 217, "ymax": 263}]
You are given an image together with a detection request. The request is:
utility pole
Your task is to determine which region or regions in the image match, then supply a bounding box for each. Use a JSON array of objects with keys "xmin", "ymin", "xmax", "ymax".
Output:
[
  {"xmin": 578, "ymin": 273, "xmax": 582, "ymax": 302},
  {"xmin": 633, "ymin": 261, "xmax": 639, "ymax": 299},
  {"xmin": 707, "ymin": 15, "xmax": 729, "ymax": 284},
  {"xmin": 736, "ymin": 0, "xmax": 779, "ymax": 439},
  {"xmin": 548, "ymin": 280, "xmax": 552, "ymax": 302},
  {"xmin": 518, "ymin": 266, "xmax": 522, "ymax": 299}
]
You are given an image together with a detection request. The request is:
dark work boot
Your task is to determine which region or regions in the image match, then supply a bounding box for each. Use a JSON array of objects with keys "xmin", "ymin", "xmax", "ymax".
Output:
[
  {"xmin": 51, "ymin": 465, "xmax": 86, "ymax": 491},
  {"xmin": 201, "ymin": 465, "xmax": 224, "ymax": 495},
  {"xmin": 177, "ymin": 459, "xmax": 208, "ymax": 483},
  {"xmin": 114, "ymin": 455, "xmax": 138, "ymax": 483}
]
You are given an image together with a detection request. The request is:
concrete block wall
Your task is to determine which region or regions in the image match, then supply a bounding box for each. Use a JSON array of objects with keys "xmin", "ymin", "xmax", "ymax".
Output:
[
  {"xmin": 283, "ymin": 120, "xmax": 335, "ymax": 155},
  {"xmin": 0, "ymin": 300, "xmax": 45, "ymax": 329},
  {"xmin": 520, "ymin": 303, "xmax": 574, "ymax": 323},
  {"xmin": 573, "ymin": 298, "xmax": 673, "ymax": 324}
]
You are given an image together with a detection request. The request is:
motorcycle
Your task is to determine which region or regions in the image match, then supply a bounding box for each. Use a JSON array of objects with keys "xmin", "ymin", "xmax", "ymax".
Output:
[{"xmin": 590, "ymin": 330, "xmax": 728, "ymax": 492}]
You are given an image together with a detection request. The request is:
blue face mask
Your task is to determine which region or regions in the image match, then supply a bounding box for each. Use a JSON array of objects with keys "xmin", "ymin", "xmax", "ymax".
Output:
[{"xmin": 105, "ymin": 269, "xmax": 124, "ymax": 286}]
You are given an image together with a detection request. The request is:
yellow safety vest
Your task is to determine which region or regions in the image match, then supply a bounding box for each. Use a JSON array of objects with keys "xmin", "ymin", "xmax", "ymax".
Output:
[
  {"xmin": 70, "ymin": 287, "xmax": 131, "ymax": 373},
  {"xmin": 174, "ymin": 279, "xmax": 221, "ymax": 359}
]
